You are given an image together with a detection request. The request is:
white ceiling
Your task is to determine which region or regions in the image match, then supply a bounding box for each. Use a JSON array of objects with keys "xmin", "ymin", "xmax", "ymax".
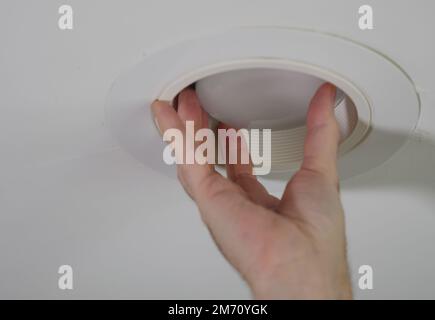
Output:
[{"xmin": 0, "ymin": 0, "xmax": 434, "ymax": 299}]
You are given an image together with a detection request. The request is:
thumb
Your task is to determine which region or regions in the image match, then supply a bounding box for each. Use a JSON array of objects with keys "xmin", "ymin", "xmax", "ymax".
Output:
[{"xmin": 301, "ymin": 83, "xmax": 340, "ymax": 183}]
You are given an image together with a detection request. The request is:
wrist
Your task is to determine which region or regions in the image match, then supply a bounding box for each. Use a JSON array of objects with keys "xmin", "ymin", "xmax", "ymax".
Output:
[{"xmin": 249, "ymin": 267, "xmax": 353, "ymax": 300}]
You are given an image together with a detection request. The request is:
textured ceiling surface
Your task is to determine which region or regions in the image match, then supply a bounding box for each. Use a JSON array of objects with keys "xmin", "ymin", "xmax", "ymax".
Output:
[{"xmin": 0, "ymin": 0, "xmax": 434, "ymax": 299}]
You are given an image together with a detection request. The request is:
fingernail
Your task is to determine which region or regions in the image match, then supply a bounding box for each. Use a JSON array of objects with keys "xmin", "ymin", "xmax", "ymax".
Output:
[
  {"xmin": 151, "ymin": 100, "xmax": 162, "ymax": 135},
  {"xmin": 154, "ymin": 117, "xmax": 162, "ymax": 135}
]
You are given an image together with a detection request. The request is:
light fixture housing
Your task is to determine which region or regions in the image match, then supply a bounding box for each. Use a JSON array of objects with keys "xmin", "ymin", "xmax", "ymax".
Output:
[
  {"xmin": 194, "ymin": 66, "xmax": 357, "ymax": 174},
  {"xmin": 105, "ymin": 27, "xmax": 420, "ymax": 180}
]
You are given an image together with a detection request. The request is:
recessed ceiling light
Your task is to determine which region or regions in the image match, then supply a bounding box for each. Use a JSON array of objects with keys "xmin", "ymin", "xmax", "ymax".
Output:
[
  {"xmin": 105, "ymin": 27, "xmax": 420, "ymax": 180},
  {"xmin": 194, "ymin": 67, "xmax": 355, "ymax": 173}
]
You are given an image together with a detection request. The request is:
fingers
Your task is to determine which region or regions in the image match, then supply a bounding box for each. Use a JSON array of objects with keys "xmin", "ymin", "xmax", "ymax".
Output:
[
  {"xmin": 175, "ymin": 89, "xmax": 215, "ymax": 197},
  {"xmin": 218, "ymin": 122, "xmax": 253, "ymax": 179},
  {"xmin": 219, "ymin": 122, "xmax": 280, "ymax": 209},
  {"xmin": 228, "ymin": 172, "xmax": 280, "ymax": 210},
  {"xmin": 152, "ymin": 91, "xmax": 268, "ymax": 253},
  {"xmin": 151, "ymin": 90, "xmax": 277, "ymax": 278},
  {"xmin": 177, "ymin": 88, "xmax": 208, "ymax": 130},
  {"xmin": 151, "ymin": 91, "xmax": 214, "ymax": 199},
  {"xmin": 151, "ymin": 100, "xmax": 184, "ymax": 135},
  {"xmin": 300, "ymin": 83, "xmax": 340, "ymax": 183},
  {"xmin": 151, "ymin": 90, "xmax": 267, "ymax": 219}
]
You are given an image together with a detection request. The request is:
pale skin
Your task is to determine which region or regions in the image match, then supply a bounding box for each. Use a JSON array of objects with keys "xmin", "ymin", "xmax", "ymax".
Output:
[{"xmin": 151, "ymin": 83, "xmax": 353, "ymax": 299}]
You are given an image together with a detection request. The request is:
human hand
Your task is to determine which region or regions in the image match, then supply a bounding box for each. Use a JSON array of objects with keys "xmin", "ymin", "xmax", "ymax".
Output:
[{"xmin": 151, "ymin": 83, "xmax": 352, "ymax": 299}]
